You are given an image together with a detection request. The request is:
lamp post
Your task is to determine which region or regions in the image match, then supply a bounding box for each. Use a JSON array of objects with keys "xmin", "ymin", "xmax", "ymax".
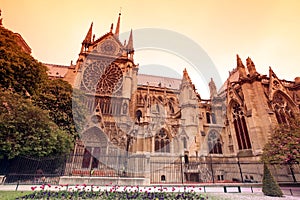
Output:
[
  {"xmin": 237, "ymin": 155, "xmax": 244, "ymax": 183},
  {"xmin": 288, "ymin": 162, "xmax": 297, "ymax": 183}
]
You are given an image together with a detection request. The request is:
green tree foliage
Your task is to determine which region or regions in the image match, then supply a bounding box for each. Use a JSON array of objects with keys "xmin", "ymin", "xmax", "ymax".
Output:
[
  {"xmin": 262, "ymin": 164, "xmax": 283, "ymax": 197},
  {"xmin": 262, "ymin": 117, "xmax": 300, "ymax": 164},
  {"xmin": 71, "ymin": 88, "xmax": 87, "ymax": 135},
  {"xmin": 0, "ymin": 27, "xmax": 48, "ymax": 96},
  {"xmin": 33, "ymin": 79, "xmax": 82, "ymax": 140},
  {"xmin": 0, "ymin": 90, "xmax": 73, "ymax": 159},
  {"xmin": 0, "ymin": 26, "xmax": 85, "ymax": 159}
]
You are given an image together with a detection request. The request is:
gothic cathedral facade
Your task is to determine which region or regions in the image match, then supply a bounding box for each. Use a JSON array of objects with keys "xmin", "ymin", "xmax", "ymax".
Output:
[{"xmin": 47, "ymin": 14, "xmax": 300, "ymax": 183}]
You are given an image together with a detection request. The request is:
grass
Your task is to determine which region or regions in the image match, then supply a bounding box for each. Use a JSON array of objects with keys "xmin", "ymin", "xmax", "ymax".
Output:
[
  {"xmin": 0, "ymin": 190, "xmax": 241, "ymax": 200},
  {"xmin": 0, "ymin": 191, "xmax": 32, "ymax": 200}
]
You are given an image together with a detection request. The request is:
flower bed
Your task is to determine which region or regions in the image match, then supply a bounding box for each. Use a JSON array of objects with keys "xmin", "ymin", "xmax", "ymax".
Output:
[
  {"xmin": 17, "ymin": 184, "xmax": 208, "ymax": 199},
  {"xmin": 18, "ymin": 190, "xmax": 207, "ymax": 199}
]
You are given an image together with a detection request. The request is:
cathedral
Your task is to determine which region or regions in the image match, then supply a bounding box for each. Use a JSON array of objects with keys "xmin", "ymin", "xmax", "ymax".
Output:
[{"xmin": 45, "ymin": 14, "xmax": 300, "ymax": 184}]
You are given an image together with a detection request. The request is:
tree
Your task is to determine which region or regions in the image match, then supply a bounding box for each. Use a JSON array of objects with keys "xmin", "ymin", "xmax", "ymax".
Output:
[
  {"xmin": 0, "ymin": 26, "xmax": 86, "ymax": 159},
  {"xmin": 33, "ymin": 79, "xmax": 86, "ymax": 140},
  {"xmin": 0, "ymin": 26, "xmax": 48, "ymax": 96},
  {"xmin": 262, "ymin": 117, "xmax": 300, "ymax": 164},
  {"xmin": 0, "ymin": 90, "xmax": 73, "ymax": 159},
  {"xmin": 262, "ymin": 164, "xmax": 283, "ymax": 197},
  {"xmin": 262, "ymin": 117, "xmax": 300, "ymax": 182}
]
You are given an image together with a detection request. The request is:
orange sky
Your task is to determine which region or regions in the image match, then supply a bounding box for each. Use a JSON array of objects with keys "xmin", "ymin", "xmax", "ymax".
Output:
[{"xmin": 1, "ymin": 0, "xmax": 300, "ymax": 98}]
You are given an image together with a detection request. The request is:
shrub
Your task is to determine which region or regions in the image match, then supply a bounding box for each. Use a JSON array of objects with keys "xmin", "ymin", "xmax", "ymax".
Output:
[{"xmin": 262, "ymin": 164, "xmax": 283, "ymax": 197}]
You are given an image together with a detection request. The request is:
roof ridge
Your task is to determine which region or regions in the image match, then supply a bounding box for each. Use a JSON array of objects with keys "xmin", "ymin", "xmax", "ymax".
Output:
[
  {"xmin": 138, "ymin": 73, "xmax": 181, "ymax": 81},
  {"xmin": 43, "ymin": 63, "xmax": 70, "ymax": 68}
]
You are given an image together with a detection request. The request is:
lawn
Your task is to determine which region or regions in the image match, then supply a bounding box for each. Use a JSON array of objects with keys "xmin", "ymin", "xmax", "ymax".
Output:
[{"xmin": 0, "ymin": 191, "xmax": 32, "ymax": 200}]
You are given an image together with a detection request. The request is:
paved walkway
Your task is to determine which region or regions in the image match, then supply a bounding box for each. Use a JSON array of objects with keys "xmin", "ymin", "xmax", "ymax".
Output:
[{"xmin": 0, "ymin": 184, "xmax": 299, "ymax": 199}]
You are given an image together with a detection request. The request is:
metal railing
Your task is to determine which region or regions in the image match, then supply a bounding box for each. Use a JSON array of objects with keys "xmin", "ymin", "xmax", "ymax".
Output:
[{"xmin": 1, "ymin": 154, "xmax": 299, "ymax": 185}]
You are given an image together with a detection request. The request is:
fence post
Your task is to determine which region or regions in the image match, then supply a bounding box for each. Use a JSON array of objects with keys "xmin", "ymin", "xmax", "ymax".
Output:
[
  {"xmin": 180, "ymin": 155, "xmax": 184, "ymax": 184},
  {"xmin": 210, "ymin": 155, "xmax": 214, "ymax": 183},
  {"xmin": 15, "ymin": 180, "xmax": 19, "ymax": 191}
]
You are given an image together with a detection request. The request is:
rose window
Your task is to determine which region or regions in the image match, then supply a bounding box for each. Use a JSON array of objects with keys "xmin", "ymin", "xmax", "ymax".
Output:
[{"xmin": 82, "ymin": 60, "xmax": 123, "ymax": 94}]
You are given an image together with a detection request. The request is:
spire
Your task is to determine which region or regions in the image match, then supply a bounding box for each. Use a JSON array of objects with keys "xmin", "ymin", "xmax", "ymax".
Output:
[
  {"xmin": 115, "ymin": 13, "xmax": 121, "ymax": 38},
  {"xmin": 209, "ymin": 78, "xmax": 217, "ymax": 99},
  {"xmin": 126, "ymin": 29, "xmax": 134, "ymax": 52},
  {"xmin": 246, "ymin": 57, "xmax": 257, "ymax": 76},
  {"xmin": 183, "ymin": 68, "xmax": 191, "ymax": 82},
  {"xmin": 269, "ymin": 66, "xmax": 273, "ymax": 77},
  {"xmin": 269, "ymin": 66, "xmax": 278, "ymax": 79},
  {"xmin": 237, "ymin": 54, "xmax": 244, "ymax": 68},
  {"xmin": 110, "ymin": 23, "xmax": 113, "ymax": 33},
  {"xmin": 236, "ymin": 54, "xmax": 247, "ymax": 78},
  {"xmin": 82, "ymin": 22, "xmax": 93, "ymax": 45},
  {"xmin": 181, "ymin": 68, "xmax": 199, "ymax": 99},
  {"xmin": 182, "ymin": 68, "xmax": 194, "ymax": 88}
]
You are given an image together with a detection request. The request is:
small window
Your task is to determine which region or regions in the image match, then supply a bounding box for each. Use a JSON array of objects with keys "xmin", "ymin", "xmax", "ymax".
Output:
[
  {"xmin": 184, "ymin": 155, "xmax": 189, "ymax": 164},
  {"xmin": 206, "ymin": 113, "xmax": 211, "ymax": 124},
  {"xmin": 136, "ymin": 110, "xmax": 142, "ymax": 123},
  {"xmin": 161, "ymin": 175, "xmax": 166, "ymax": 182},
  {"xmin": 183, "ymin": 138, "xmax": 187, "ymax": 149},
  {"xmin": 217, "ymin": 175, "xmax": 224, "ymax": 181}
]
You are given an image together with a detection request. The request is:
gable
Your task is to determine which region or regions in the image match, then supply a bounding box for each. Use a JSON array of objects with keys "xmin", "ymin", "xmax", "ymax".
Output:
[{"xmin": 91, "ymin": 34, "xmax": 124, "ymax": 56}]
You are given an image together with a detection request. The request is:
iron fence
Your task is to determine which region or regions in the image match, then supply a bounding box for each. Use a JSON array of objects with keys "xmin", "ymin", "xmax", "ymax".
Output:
[
  {"xmin": 150, "ymin": 156, "xmax": 300, "ymax": 184},
  {"xmin": 0, "ymin": 155, "xmax": 67, "ymax": 184},
  {"xmin": 1, "ymin": 154, "xmax": 299, "ymax": 185}
]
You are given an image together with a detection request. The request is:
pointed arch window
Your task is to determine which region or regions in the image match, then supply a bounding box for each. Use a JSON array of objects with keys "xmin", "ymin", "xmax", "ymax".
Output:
[
  {"xmin": 208, "ymin": 131, "xmax": 222, "ymax": 154},
  {"xmin": 232, "ymin": 102, "xmax": 251, "ymax": 150},
  {"xmin": 211, "ymin": 113, "xmax": 217, "ymax": 124},
  {"xmin": 136, "ymin": 110, "xmax": 142, "ymax": 123},
  {"xmin": 80, "ymin": 127, "xmax": 108, "ymax": 169},
  {"xmin": 155, "ymin": 129, "xmax": 170, "ymax": 153},
  {"xmin": 206, "ymin": 113, "xmax": 211, "ymax": 123},
  {"xmin": 272, "ymin": 92, "xmax": 295, "ymax": 125},
  {"xmin": 183, "ymin": 137, "xmax": 187, "ymax": 149},
  {"xmin": 168, "ymin": 101, "xmax": 174, "ymax": 114}
]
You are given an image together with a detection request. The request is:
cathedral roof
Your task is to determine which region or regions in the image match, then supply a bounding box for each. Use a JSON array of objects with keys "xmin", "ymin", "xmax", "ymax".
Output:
[
  {"xmin": 137, "ymin": 74, "xmax": 181, "ymax": 90},
  {"xmin": 218, "ymin": 68, "xmax": 239, "ymax": 94},
  {"xmin": 44, "ymin": 63, "xmax": 69, "ymax": 78}
]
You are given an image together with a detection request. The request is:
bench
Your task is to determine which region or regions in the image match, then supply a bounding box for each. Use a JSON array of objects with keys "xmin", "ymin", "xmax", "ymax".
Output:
[{"xmin": 224, "ymin": 186, "xmax": 241, "ymax": 193}]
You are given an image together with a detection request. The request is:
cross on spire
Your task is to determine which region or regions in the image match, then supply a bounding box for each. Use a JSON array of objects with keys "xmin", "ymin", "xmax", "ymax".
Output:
[{"xmin": 115, "ymin": 12, "xmax": 121, "ymax": 38}]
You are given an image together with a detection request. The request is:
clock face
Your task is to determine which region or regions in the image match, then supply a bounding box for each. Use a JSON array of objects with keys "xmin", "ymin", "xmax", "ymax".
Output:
[{"xmin": 82, "ymin": 60, "xmax": 123, "ymax": 95}]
